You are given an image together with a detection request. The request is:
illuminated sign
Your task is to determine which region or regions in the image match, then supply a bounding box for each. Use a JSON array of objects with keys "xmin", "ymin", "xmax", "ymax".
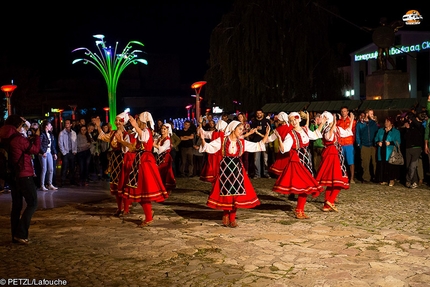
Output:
[
  {"xmin": 402, "ymin": 10, "xmax": 423, "ymax": 25},
  {"xmin": 354, "ymin": 40, "xmax": 430, "ymax": 61}
]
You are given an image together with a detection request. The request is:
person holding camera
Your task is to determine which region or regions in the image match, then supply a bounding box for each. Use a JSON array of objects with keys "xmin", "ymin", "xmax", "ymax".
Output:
[{"xmin": 0, "ymin": 115, "xmax": 41, "ymax": 244}]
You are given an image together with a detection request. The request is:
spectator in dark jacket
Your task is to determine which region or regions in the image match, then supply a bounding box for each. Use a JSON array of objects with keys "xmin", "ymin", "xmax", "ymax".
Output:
[
  {"xmin": 39, "ymin": 120, "xmax": 58, "ymax": 191},
  {"xmin": 0, "ymin": 114, "xmax": 41, "ymax": 244},
  {"xmin": 400, "ymin": 112, "xmax": 424, "ymax": 188},
  {"xmin": 355, "ymin": 109, "xmax": 379, "ymax": 183}
]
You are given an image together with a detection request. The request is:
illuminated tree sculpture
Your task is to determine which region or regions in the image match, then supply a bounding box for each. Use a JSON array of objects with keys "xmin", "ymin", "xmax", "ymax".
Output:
[{"xmin": 72, "ymin": 34, "xmax": 147, "ymax": 128}]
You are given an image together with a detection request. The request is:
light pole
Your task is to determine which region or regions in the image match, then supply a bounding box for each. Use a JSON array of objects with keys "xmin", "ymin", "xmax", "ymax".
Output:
[
  {"xmin": 58, "ymin": 109, "xmax": 64, "ymax": 129},
  {"xmin": 72, "ymin": 34, "xmax": 148, "ymax": 129},
  {"xmin": 69, "ymin": 104, "xmax": 77, "ymax": 120},
  {"xmin": 185, "ymin": 105, "xmax": 192, "ymax": 119},
  {"xmin": 191, "ymin": 81, "xmax": 207, "ymax": 122},
  {"xmin": 103, "ymin": 107, "xmax": 110, "ymax": 124},
  {"xmin": 1, "ymin": 83, "xmax": 17, "ymax": 117}
]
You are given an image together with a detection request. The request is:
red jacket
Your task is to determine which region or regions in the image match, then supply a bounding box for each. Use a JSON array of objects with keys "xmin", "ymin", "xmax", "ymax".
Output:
[
  {"xmin": 0, "ymin": 125, "xmax": 41, "ymax": 177},
  {"xmin": 337, "ymin": 117, "xmax": 356, "ymax": 146}
]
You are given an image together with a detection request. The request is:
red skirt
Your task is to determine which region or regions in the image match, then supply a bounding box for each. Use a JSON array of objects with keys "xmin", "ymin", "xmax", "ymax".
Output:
[
  {"xmin": 117, "ymin": 151, "xmax": 135, "ymax": 195},
  {"xmin": 158, "ymin": 153, "xmax": 176, "ymax": 191},
  {"xmin": 207, "ymin": 165, "xmax": 260, "ymax": 210},
  {"xmin": 315, "ymin": 145, "xmax": 349, "ymax": 189},
  {"xmin": 272, "ymin": 155, "xmax": 323, "ymax": 197},
  {"xmin": 269, "ymin": 152, "xmax": 290, "ymax": 177},
  {"xmin": 122, "ymin": 151, "xmax": 169, "ymax": 202},
  {"xmin": 200, "ymin": 151, "xmax": 222, "ymax": 183}
]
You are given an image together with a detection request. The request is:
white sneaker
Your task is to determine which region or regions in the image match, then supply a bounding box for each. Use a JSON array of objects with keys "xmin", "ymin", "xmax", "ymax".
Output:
[
  {"xmin": 40, "ymin": 186, "xmax": 48, "ymax": 191},
  {"xmin": 47, "ymin": 185, "xmax": 58, "ymax": 190}
]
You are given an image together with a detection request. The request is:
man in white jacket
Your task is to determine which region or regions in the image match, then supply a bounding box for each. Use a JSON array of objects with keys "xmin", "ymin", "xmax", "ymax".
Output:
[{"xmin": 58, "ymin": 119, "xmax": 78, "ymax": 186}]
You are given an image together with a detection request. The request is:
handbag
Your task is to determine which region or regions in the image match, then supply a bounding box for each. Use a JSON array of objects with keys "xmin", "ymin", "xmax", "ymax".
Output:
[{"xmin": 388, "ymin": 143, "xmax": 404, "ymax": 165}]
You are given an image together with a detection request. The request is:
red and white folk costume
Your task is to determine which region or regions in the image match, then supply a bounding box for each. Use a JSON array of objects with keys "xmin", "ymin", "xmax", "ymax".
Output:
[
  {"xmin": 122, "ymin": 112, "xmax": 169, "ymax": 226},
  {"xmin": 97, "ymin": 112, "xmax": 131, "ymax": 216},
  {"xmin": 153, "ymin": 123, "xmax": 176, "ymax": 191},
  {"xmin": 199, "ymin": 120, "xmax": 269, "ymax": 228},
  {"xmin": 199, "ymin": 120, "xmax": 228, "ymax": 183},
  {"xmin": 315, "ymin": 111, "xmax": 353, "ymax": 212},
  {"xmin": 267, "ymin": 112, "xmax": 293, "ymax": 176},
  {"xmin": 272, "ymin": 112, "xmax": 324, "ymax": 219}
]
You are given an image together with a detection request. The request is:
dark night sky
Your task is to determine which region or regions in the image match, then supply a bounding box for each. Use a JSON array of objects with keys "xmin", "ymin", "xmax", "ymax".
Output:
[
  {"xmin": 0, "ymin": 1, "xmax": 427, "ymax": 85},
  {"xmin": 0, "ymin": 1, "xmax": 235, "ymax": 84}
]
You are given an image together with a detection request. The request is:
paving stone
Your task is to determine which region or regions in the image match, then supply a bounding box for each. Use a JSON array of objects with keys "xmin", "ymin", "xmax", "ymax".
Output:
[{"xmin": 1, "ymin": 177, "xmax": 430, "ymax": 286}]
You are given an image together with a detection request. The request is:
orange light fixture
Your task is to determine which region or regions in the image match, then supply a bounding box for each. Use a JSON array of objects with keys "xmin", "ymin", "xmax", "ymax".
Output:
[
  {"xmin": 103, "ymin": 107, "xmax": 110, "ymax": 123},
  {"xmin": 191, "ymin": 81, "xmax": 207, "ymax": 121},
  {"xmin": 1, "ymin": 84, "xmax": 17, "ymax": 95},
  {"xmin": 1, "ymin": 84, "xmax": 17, "ymax": 116}
]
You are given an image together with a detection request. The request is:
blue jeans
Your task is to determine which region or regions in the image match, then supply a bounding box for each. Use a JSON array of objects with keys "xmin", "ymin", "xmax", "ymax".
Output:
[
  {"xmin": 11, "ymin": 176, "xmax": 38, "ymax": 240},
  {"xmin": 39, "ymin": 153, "xmax": 54, "ymax": 186},
  {"xmin": 254, "ymin": 145, "xmax": 269, "ymax": 177}
]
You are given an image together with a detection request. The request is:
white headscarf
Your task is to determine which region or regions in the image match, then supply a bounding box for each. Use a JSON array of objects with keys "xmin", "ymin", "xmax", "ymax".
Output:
[
  {"xmin": 163, "ymin": 123, "xmax": 173, "ymax": 136},
  {"xmin": 277, "ymin": 112, "xmax": 289, "ymax": 123},
  {"xmin": 224, "ymin": 120, "xmax": 241, "ymax": 136},
  {"xmin": 321, "ymin": 111, "xmax": 333, "ymax": 124},
  {"xmin": 116, "ymin": 111, "xmax": 130, "ymax": 124},
  {"xmin": 288, "ymin": 112, "xmax": 302, "ymax": 122},
  {"xmin": 215, "ymin": 119, "xmax": 228, "ymax": 132},
  {"xmin": 139, "ymin": 111, "xmax": 155, "ymax": 130}
]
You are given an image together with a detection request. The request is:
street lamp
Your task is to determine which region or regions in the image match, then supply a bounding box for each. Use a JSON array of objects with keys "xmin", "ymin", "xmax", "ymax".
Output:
[
  {"xmin": 69, "ymin": 104, "xmax": 77, "ymax": 120},
  {"xmin": 185, "ymin": 105, "xmax": 192, "ymax": 119},
  {"xmin": 58, "ymin": 109, "xmax": 64, "ymax": 129},
  {"xmin": 72, "ymin": 34, "xmax": 148, "ymax": 129},
  {"xmin": 103, "ymin": 107, "xmax": 110, "ymax": 124},
  {"xmin": 1, "ymin": 83, "xmax": 17, "ymax": 117},
  {"xmin": 191, "ymin": 81, "xmax": 207, "ymax": 122}
]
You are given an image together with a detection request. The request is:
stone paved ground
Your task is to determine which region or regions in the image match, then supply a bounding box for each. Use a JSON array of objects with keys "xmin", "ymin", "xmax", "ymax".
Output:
[{"xmin": 1, "ymin": 177, "xmax": 430, "ymax": 287}]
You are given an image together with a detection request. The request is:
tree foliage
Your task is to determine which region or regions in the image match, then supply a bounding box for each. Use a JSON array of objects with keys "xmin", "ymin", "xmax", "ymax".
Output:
[{"xmin": 205, "ymin": 0, "xmax": 347, "ymax": 113}]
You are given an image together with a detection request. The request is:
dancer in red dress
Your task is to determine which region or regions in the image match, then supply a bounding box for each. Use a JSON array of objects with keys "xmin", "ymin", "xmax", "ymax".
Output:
[
  {"xmin": 198, "ymin": 119, "xmax": 228, "ymax": 183},
  {"xmin": 96, "ymin": 112, "xmax": 131, "ymax": 216},
  {"xmin": 272, "ymin": 112, "xmax": 326, "ymax": 219},
  {"xmin": 122, "ymin": 112, "xmax": 169, "ymax": 226},
  {"xmin": 199, "ymin": 120, "xmax": 270, "ymax": 227},
  {"xmin": 153, "ymin": 123, "xmax": 176, "ymax": 192},
  {"xmin": 268, "ymin": 112, "xmax": 292, "ymax": 177},
  {"xmin": 315, "ymin": 111, "xmax": 354, "ymax": 212}
]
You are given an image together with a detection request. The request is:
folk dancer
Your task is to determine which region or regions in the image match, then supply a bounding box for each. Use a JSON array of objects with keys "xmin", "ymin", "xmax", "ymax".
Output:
[
  {"xmin": 199, "ymin": 120, "xmax": 270, "ymax": 227},
  {"xmin": 96, "ymin": 113, "xmax": 131, "ymax": 216},
  {"xmin": 315, "ymin": 111, "xmax": 354, "ymax": 212},
  {"xmin": 272, "ymin": 112, "xmax": 325, "ymax": 219},
  {"xmin": 153, "ymin": 123, "xmax": 176, "ymax": 192},
  {"xmin": 122, "ymin": 112, "xmax": 169, "ymax": 227},
  {"xmin": 267, "ymin": 112, "xmax": 292, "ymax": 177},
  {"xmin": 198, "ymin": 119, "xmax": 228, "ymax": 184}
]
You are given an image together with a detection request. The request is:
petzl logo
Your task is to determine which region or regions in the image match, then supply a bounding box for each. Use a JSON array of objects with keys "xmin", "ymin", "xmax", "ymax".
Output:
[{"xmin": 402, "ymin": 10, "xmax": 423, "ymax": 25}]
